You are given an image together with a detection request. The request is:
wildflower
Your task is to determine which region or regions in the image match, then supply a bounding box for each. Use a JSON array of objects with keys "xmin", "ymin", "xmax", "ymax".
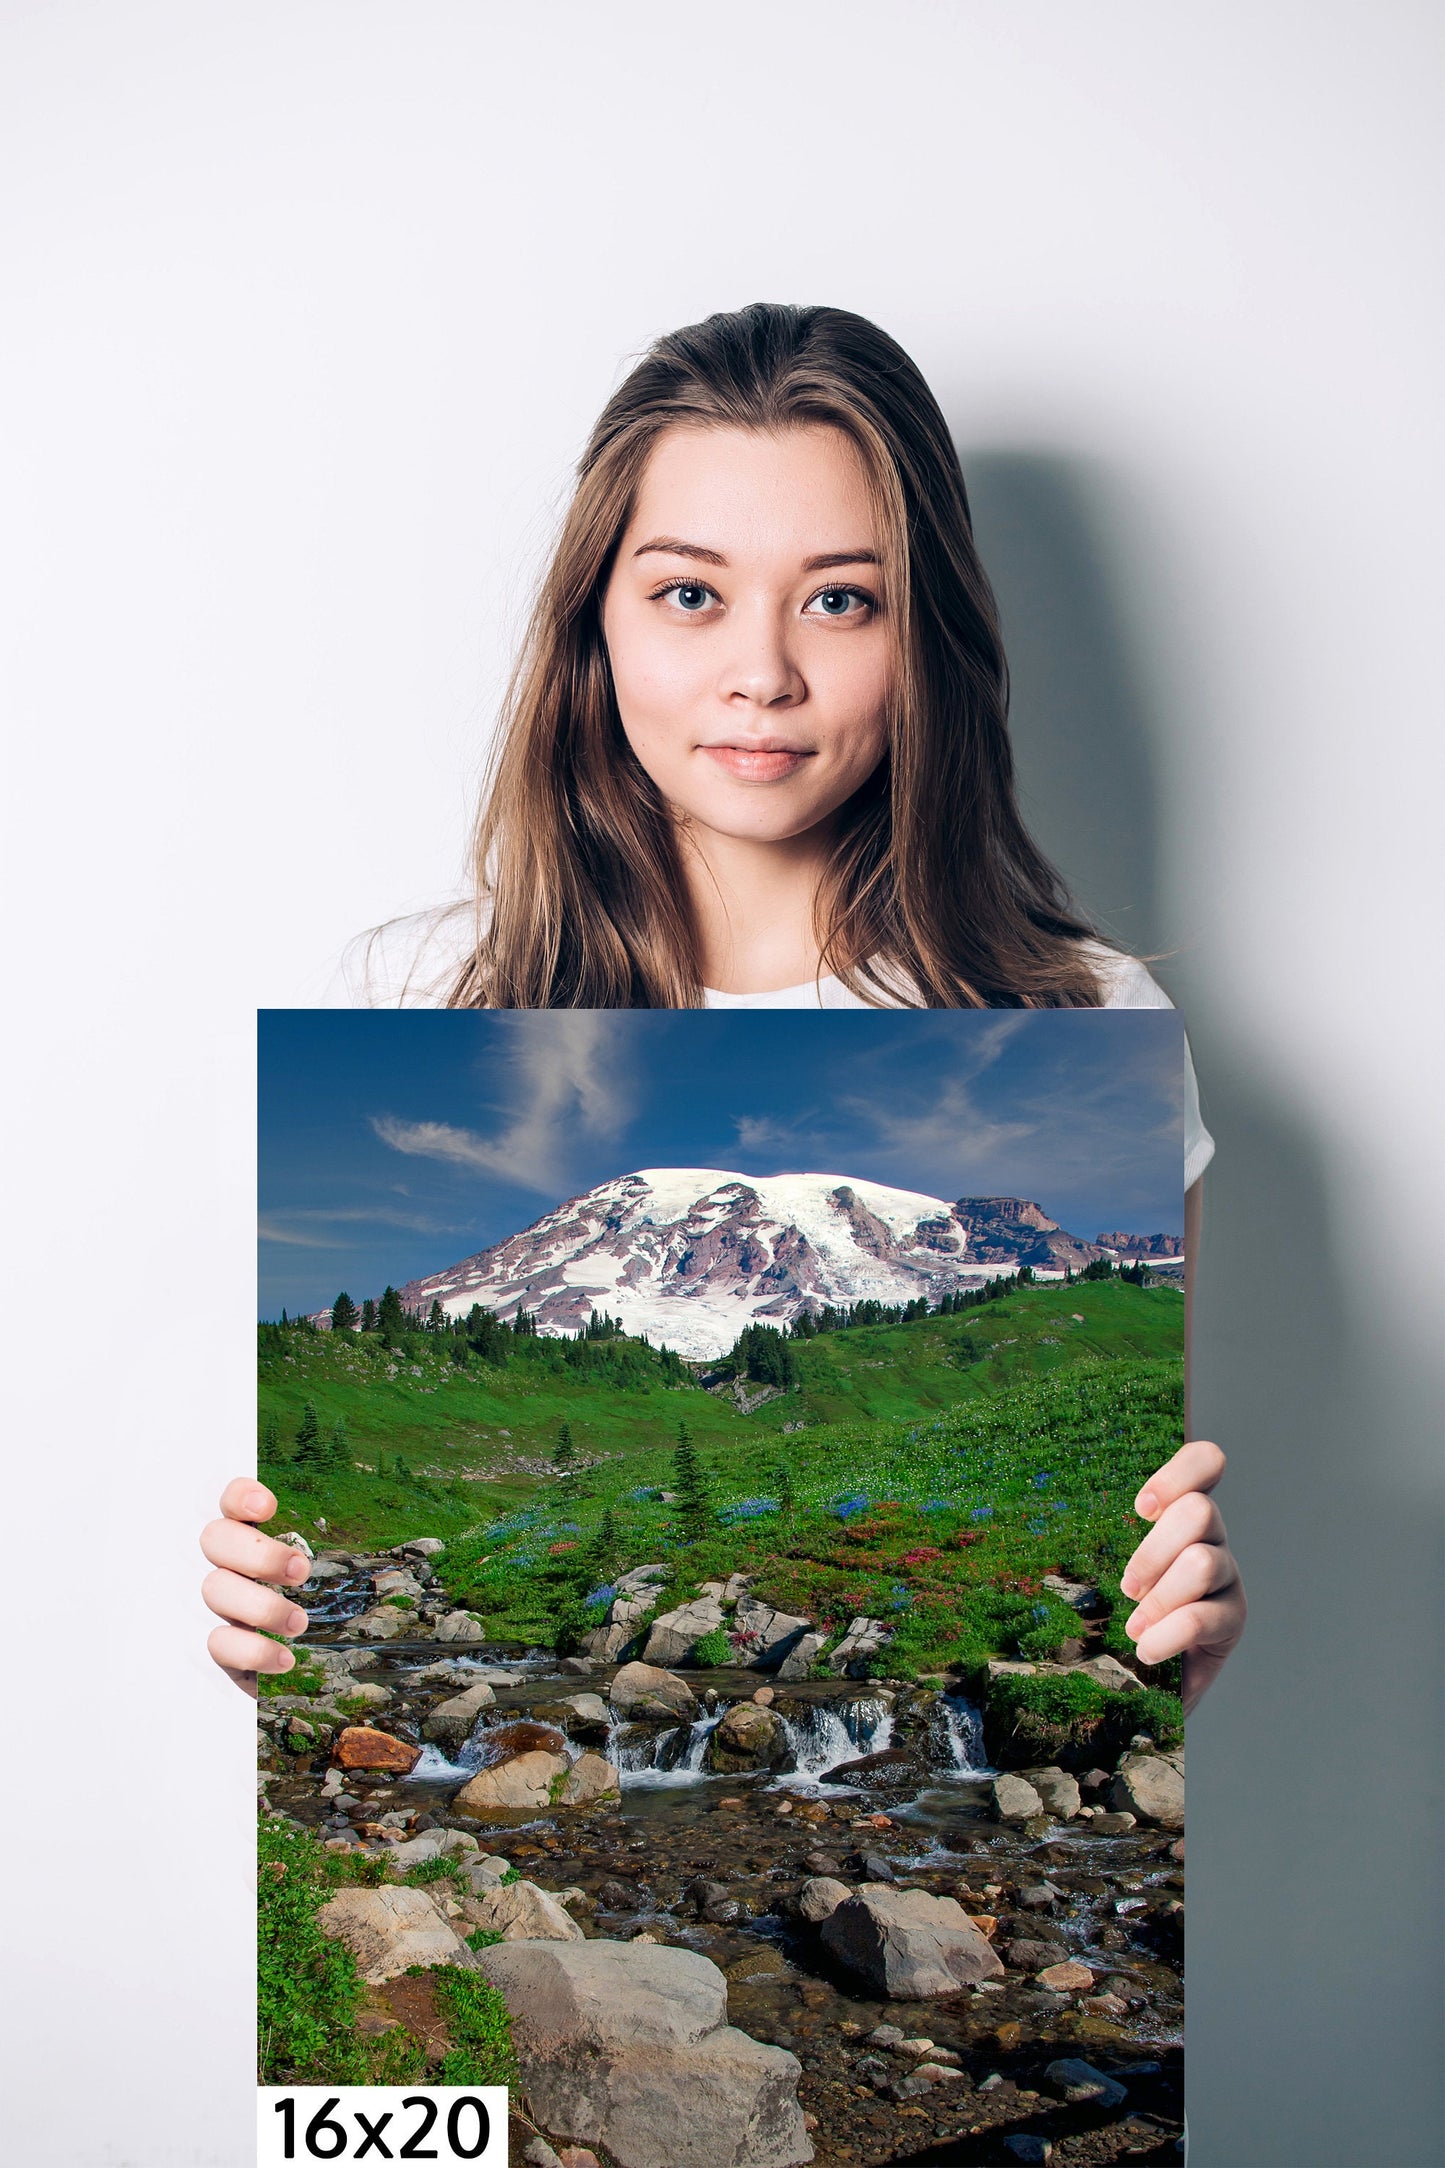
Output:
[{"xmin": 718, "ymin": 1497, "xmax": 779, "ymax": 1524}]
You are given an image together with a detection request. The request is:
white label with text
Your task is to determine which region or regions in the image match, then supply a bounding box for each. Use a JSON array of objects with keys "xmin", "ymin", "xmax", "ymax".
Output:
[{"xmin": 258, "ymin": 2088, "xmax": 508, "ymax": 2164}]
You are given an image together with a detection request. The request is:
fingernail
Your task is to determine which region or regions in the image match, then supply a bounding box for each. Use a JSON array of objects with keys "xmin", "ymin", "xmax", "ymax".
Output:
[
  {"xmin": 245, "ymin": 1488, "xmax": 269, "ymax": 1513},
  {"xmin": 285, "ymin": 1553, "xmax": 309, "ymax": 1581},
  {"xmin": 286, "ymin": 1609, "xmax": 309, "ymax": 1635},
  {"xmin": 1120, "ymin": 1573, "xmax": 1138, "ymax": 1598},
  {"xmin": 1136, "ymin": 1490, "xmax": 1158, "ymax": 1518}
]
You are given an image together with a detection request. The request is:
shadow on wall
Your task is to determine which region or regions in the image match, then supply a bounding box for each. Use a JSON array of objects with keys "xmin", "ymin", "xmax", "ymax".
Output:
[
  {"xmin": 964, "ymin": 452, "xmax": 1171, "ymax": 965},
  {"xmin": 963, "ymin": 449, "xmax": 1444, "ymax": 2168}
]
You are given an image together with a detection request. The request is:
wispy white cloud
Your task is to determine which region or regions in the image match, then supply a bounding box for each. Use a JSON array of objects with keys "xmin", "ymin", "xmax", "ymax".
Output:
[
  {"xmin": 733, "ymin": 1112, "xmax": 804, "ymax": 1154},
  {"xmin": 373, "ymin": 1013, "xmax": 631, "ymax": 1193},
  {"xmin": 842, "ymin": 1076, "xmax": 1037, "ymax": 1166},
  {"xmin": 257, "ymin": 1217, "xmax": 345, "ymax": 1249}
]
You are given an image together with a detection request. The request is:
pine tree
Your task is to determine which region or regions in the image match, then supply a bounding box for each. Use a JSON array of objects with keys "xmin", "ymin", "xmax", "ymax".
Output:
[
  {"xmin": 330, "ymin": 1290, "xmax": 359, "ymax": 1334},
  {"xmin": 262, "ymin": 1415, "xmax": 279, "ymax": 1459},
  {"xmin": 326, "ymin": 1415, "xmax": 349, "ymax": 1467},
  {"xmin": 428, "ymin": 1298, "xmax": 445, "ymax": 1332},
  {"xmin": 377, "ymin": 1285, "xmax": 406, "ymax": 1343},
  {"xmin": 293, "ymin": 1401, "xmax": 321, "ymax": 1463},
  {"xmin": 586, "ymin": 1506, "xmax": 618, "ymax": 1581},
  {"xmin": 773, "ymin": 1458, "xmax": 796, "ymax": 1513},
  {"xmin": 554, "ymin": 1422, "xmax": 576, "ymax": 1471},
  {"xmin": 360, "ymin": 1297, "xmax": 378, "ymax": 1331},
  {"xmin": 673, "ymin": 1422, "xmax": 713, "ymax": 1542}
]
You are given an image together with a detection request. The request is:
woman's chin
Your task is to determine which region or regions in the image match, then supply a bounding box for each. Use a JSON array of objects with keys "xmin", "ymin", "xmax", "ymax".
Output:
[{"xmin": 674, "ymin": 796, "xmax": 841, "ymax": 849}]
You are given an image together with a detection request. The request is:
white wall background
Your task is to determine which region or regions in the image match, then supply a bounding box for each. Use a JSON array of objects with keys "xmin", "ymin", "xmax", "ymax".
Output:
[{"xmin": 2, "ymin": 4, "xmax": 1440, "ymax": 2162}]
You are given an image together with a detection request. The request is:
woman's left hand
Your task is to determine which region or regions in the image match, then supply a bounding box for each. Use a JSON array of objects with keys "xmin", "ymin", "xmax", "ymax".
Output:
[{"xmin": 1121, "ymin": 1439, "xmax": 1246, "ymax": 1715}]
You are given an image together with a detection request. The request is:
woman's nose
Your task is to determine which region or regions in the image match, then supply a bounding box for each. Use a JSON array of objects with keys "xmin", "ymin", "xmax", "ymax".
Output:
[{"xmin": 717, "ymin": 607, "xmax": 805, "ymax": 709}]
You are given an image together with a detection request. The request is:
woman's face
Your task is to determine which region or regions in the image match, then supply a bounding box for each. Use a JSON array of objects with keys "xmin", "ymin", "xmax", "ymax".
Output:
[{"xmin": 601, "ymin": 423, "xmax": 894, "ymax": 845}]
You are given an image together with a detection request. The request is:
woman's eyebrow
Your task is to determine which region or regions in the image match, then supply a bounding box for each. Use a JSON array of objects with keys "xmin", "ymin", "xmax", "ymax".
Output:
[{"xmin": 631, "ymin": 537, "xmax": 880, "ymax": 570}]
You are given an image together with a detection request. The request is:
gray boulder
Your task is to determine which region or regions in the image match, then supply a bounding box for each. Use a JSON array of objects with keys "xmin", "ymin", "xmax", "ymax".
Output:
[
  {"xmin": 421, "ymin": 1681, "xmax": 497, "ymax": 1752},
  {"xmin": 990, "ymin": 1773, "xmax": 1044, "ymax": 1822},
  {"xmin": 1041, "ymin": 1573, "xmax": 1104, "ymax": 1614},
  {"xmin": 615, "ymin": 1563, "xmax": 669, "ymax": 1594},
  {"xmin": 1044, "ymin": 2058, "xmax": 1129, "ymax": 2108},
  {"xmin": 705, "ymin": 1701, "xmax": 789, "ymax": 1772},
  {"xmin": 463, "ymin": 1879, "xmax": 584, "ymax": 1943},
  {"xmin": 385, "ymin": 1833, "xmax": 446, "ymax": 1869},
  {"xmin": 409, "ymin": 1659, "xmax": 478, "ymax": 1687},
  {"xmin": 434, "ymin": 1610, "xmax": 489, "ymax": 1643},
  {"xmin": 316, "ymin": 1885, "xmax": 469, "ymax": 1983},
  {"xmin": 732, "ymin": 1594, "xmax": 814, "ymax": 1672},
  {"xmin": 1025, "ymin": 1766, "xmax": 1082, "ymax": 1819},
  {"xmin": 774, "ymin": 1632, "xmax": 827, "ymax": 1682},
  {"xmin": 821, "ymin": 1886, "xmax": 1005, "ymax": 1998},
  {"xmin": 373, "ymin": 1567, "xmax": 423, "ymax": 1602},
  {"xmin": 642, "ymin": 1595, "xmax": 725, "ymax": 1667},
  {"xmin": 796, "ymin": 1876, "xmax": 852, "ymax": 1925},
  {"xmin": 472, "ymin": 1938, "xmax": 811, "ymax": 2167},
  {"xmin": 559, "ymin": 1691, "xmax": 613, "ymax": 1738},
  {"xmin": 452, "ymin": 1749, "xmax": 570, "ymax": 1815},
  {"xmin": 351, "ymin": 1604, "xmax": 414, "ymax": 1641},
  {"xmin": 827, "ymin": 1617, "xmax": 892, "ymax": 1676},
  {"xmin": 556, "ymin": 1750, "xmax": 622, "ymax": 1807},
  {"xmin": 582, "ymin": 1584, "xmax": 665, "ymax": 1663},
  {"xmin": 396, "ymin": 1537, "xmax": 446, "ymax": 1557},
  {"xmin": 461, "ymin": 1853, "xmax": 515, "ymax": 1892},
  {"xmin": 1109, "ymin": 1751, "xmax": 1185, "ymax": 1829},
  {"xmin": 609, "ymin": 1661, "xmax": 698, "ymax": 1718},
  {"xmin": 1069, "ymin": 1653, "xmax": 1141, "ymax": 1693}
]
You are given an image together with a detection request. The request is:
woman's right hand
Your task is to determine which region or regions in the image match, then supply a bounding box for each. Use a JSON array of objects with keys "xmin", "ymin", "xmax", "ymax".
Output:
[{"xmin": 200, "ymin": 1478, "xmax": 313, "ymax": 1697}]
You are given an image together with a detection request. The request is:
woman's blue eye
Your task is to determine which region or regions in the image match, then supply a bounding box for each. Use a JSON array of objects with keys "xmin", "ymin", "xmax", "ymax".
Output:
[
  {"xmin": 809, "ymin": 586, "xmax": 869, "ymax": 617},
  {"xmin": 668, "ymin": 583, "xmax": 712, "ymax": 611}
]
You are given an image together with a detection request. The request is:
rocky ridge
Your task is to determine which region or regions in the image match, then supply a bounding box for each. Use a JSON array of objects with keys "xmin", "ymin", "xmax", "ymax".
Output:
[{"xmin": 361, "ymin": 1171, "xmax": 1180, "ymax": 1359}]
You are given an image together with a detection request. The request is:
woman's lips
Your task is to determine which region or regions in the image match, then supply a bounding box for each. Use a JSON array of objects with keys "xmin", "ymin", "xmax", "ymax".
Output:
[{"xmin": 700, "ymin": 743, "xmax": 812, "ymax": 782}]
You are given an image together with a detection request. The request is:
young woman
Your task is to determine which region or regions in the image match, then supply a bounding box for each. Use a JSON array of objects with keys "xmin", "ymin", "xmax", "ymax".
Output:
[{"xmin": 204, "ymin": 303, "xmax": 1244, "ymax": 1708}]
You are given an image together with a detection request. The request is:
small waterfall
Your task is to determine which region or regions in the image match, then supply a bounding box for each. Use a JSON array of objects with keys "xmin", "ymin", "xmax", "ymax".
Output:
[
  {"xmin": 935, "ymin": 1695, "xmax": 990, "ymax": 1775},
  {"xmin": 608, "ymin": 1711, "xmax": 724, "ymax": 1787},
  {"xmin": 778, "ymin": 1696, "xmax": 895, "ymax": 1786},
  {"xmin": 670, "ymin": 1712, "xmax": 725, "ymax": 1772}
]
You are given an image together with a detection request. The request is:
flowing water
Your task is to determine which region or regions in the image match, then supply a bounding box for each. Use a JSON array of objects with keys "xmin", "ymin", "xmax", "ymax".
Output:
[{"xmin": 934, "ymin": 1692, "xmax": 990, "ymax": 1775}]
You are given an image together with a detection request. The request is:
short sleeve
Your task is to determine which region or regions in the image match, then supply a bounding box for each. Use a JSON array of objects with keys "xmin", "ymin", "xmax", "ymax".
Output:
[{"xmin": 1086, "ymin": 945, "xmax": 1216, "ymax": 1190}]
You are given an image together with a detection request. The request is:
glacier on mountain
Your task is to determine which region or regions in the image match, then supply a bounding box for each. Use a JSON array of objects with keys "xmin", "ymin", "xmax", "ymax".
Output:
[{"xmin": 391, "ymin": 1168, "xmax": 1117, "ymax": 1360}]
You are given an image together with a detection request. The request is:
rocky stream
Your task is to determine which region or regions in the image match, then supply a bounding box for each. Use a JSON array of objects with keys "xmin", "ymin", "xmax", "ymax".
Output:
[{"xmin": 260, "ymin": 1544, "xmax": 1185, "ymax": 2168}]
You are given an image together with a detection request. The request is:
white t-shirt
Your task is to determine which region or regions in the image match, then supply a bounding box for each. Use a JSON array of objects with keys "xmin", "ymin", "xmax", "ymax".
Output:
[{"xmin": 322, "ymin": 901, "xmax": 1215, "ymax": 1189}]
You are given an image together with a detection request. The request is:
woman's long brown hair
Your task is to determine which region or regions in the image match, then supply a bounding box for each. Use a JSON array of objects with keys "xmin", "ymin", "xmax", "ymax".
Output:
[{"xmin": 451, "ymin": 302, "xmax": 1103, "ymax": 1008}]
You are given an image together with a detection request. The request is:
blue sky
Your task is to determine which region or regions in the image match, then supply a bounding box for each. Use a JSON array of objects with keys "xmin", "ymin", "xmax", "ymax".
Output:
[{"xmin": 259, "ymin": 1009, "xmax": 1185, "ymax": 1318}]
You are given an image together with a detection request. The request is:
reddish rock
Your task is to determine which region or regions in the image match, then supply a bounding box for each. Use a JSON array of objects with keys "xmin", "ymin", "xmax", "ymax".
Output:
[
  {"xmin": 480, "ymin": 1720, "xmax": 568, "ymax": 1762},
  {"xmin": 1038, "ymin": 1960, "xmax": 1095, "ymax": 1992},
  {"xmin": 332, "ymin": 1726, "xmax": 421, "ymax": 1774}
]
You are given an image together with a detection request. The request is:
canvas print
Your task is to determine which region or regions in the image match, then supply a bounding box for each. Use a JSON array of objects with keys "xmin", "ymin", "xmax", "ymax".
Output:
[{"xmin": 257, "ymin": 1010, "xmax": 1186, "ymax": 2166}]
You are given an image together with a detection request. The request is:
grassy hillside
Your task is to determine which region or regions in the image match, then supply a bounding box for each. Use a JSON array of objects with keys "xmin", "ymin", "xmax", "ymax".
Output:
[{"xmin": 258, "ymin": 1278, "xmax": 1184, "ymax": 1682}]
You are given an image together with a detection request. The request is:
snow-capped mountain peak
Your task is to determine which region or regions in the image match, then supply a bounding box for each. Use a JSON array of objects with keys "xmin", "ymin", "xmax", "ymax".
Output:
[{"xmin": 390, "ymin": 1167, "xmax": 1120, "ymax": 1360}]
